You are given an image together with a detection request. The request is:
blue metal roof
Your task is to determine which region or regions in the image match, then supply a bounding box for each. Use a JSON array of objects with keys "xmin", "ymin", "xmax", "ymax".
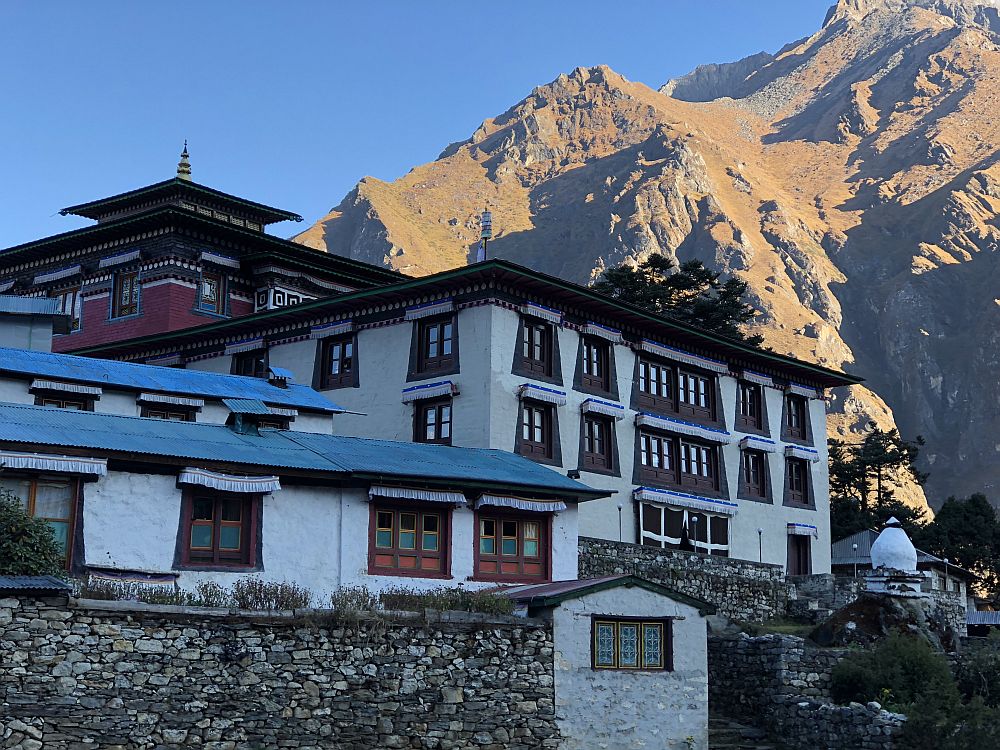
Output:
[
  {"xmin": 222, "ymin": 398, "xmax": 272, "ymax": 415},
  {"xmin": 0, "ymin": 296, "xmax": 63, "ymax": 316},
  {"xmin": 0, "ymin": 402, "xmax": 605, "ymax": 499},
  {"xmin": 0, "ymin": 346, "xmax": 343, "ymax": 413},
  {"xmin": 0, "ymin": 575, "xmax": 72, "ymax": 593}
]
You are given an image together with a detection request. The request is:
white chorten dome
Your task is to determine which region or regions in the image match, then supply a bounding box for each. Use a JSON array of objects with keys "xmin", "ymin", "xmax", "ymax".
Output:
[{"xmin": 869, "ymin": 517, "xmax": 918, "ymax": 573}]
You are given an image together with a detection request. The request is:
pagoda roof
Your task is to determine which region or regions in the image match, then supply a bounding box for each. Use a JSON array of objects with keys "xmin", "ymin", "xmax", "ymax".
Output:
[
  {"xmin": 0, "ymin": 205, "xmax": 404, "ymax": 289},
  {"xmin": 59, "ymin": 177, "xmax": 303, "ymax": 225}
]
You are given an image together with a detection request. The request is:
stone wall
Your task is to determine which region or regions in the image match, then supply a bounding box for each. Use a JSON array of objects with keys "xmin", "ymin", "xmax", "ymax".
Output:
[
  {"xmin": 578, "ymin": 537, "xmax": 790, "ymax": 621},
  {"xmin": 928, "ymin": 590, "xmax": 966, "ymax": 635},
  {"xmin": 0, "ymin": 595, "xmax": 559, "ymax": 750},
  {"xmin": 708, "ymin": 634, "xmax": 905, "ymax": 749}
]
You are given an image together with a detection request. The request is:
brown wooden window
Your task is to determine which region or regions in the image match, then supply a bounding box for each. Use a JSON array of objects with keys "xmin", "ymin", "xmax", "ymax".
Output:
[
  {"xmin": 519, "ymin": 319, "xmax": 552, "ymax": 377},
  {"xmin": 0, "ymin": 475, "xmax": 77, "ymax": 568},
  {"xmin": 51, "ymin": 287, "xmax": 82, "ymax": 331},
  {"xmin": 784, "ymin": 395, "xmax": 808, "ymax": 441},
  {"xmin": 199, "ymin": 272, "xmax": 226, "ymax": 314},
  {"xmin": 582, "ymin": 414, "xmax": 613, "ymax": 471},
  {"xmin": 182, "ymin": 492, "xmax": 257, "ymax": 567},
  {"xmin": 475, "ymin": 513, "xmax": 548, "ymax": 581},
  {"xmin": 256, "ymin": 416, "xmax": 291, "ymax": 430},
  {"xmin": 581, "ymin": 338, "xmax": 610, "ymax": 392},
  {"xmin": 737, "ymin": 382, "xmax": 763, "ymax": 431},
  {"xmin": 640, "ymin": 503, "xmax": 729, "ymax": 556},
  {"xmin": 740, "ymin": 450, "xmax": 767, "ymax": 499},
  {"xmin": 519, "ymin": 402, "xmax": 553, "ymax": 460},
  {"xmin": 638, "ymin": 431, "xmax": 676, "ymax": 484},
  {"xmin": 592, "ymin": 617, "xmax": 671, "ymax": 671},
  {"xmin": 141, "ymin": 406, "xmax": 195, "ymax": 422},
  {"xmin": 787, "ymin": 535, "xmax": 812, "ymax": 576},
  {"xmin": 320, "ymin": 336, "xmax": 355, "ymax": 389},
  {"xmin": 111, "ymin": 270, "xmax": 140, "ymax": 318},
  {"xmin": 415, "ymin": 399, "xmax": 452, "ymax": 445},
  {"xmin": 369, "ymin": 505, "xmax": 447, "ymax": 577},
  {"xmin": 35, "ymin": 395, "xmax": 91, "ymax": 411},
  {"xmin": 785, "ymin": 458, "xmax": 811, "ymax": 505},
  {"xmin": 679, "ymin": 440, "xmax": 718, "ymax": 493},
  {"xmin": 231, "ymin": 350, "xmax": 268, "ymax": 378},
  {"xmin": 417, "ymin": 316, "xmax": 456, "ymax": 374},
  {"xmin": 637, "ymin": 359, "xmax": 675, "ymax": 413},
  {"xmin": 677, "ymin": 370, "xmax": 713, "ymax": 421}
]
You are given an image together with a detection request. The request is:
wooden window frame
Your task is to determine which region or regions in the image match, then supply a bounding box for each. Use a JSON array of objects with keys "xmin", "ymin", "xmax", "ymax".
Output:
[
  {"xmin": 414, "ymin": 398, "xmax": 453, "ymax": 445},
  {"xmin": 784, "ymin": 457, "xmax": 812, "ymax": 506},
  {"xmin": 783, "ymin": 394, "xmax": 809, "ymax": 443},
  {"xmin": 198, "ymin": 271, "xmax": 227, "ymax": 315},
  {"xmin": 0, "ymin": 474, "xmax": 78, "ymax": 569},
  {"xmin": 637, "ymin": 430, "xmax": 677, "ymax": 486},
  {"xmin": 580, "ymin": 413, "xmax": 615, "ymax": 474},
  {"xmin": 517, "ymin": 318, "xmax": 553, "ymax": 378},
  {"xmin": 591, "ymin": 616, "xmax": 673, "ymax": 671},
  {"xmin": 739, "ymin": 449, "xmax": 769, "ymax": 501},
  {"xmin": 256, "ymin": 416, "xmax": 291, "ymax": 430},
  {"xmin": 34, "ymin": 394, "xmax": 93, "ymax": 411},
  {"xmin": 141, "ymin": 406, "xmax": 196, "ymax": 422},
  {"xmin": 415, "ymin": 315, "xmax": 457, "ymax": 375},
  {"xmin": 639, "ymin": 503, "xmax": 730, "ymax": 557},
  {"xmin": 636, "ymin": 358, "xmax": 676, "ymax": 415},
  {"xmin": 677, "ymin": 369, "xmax": 715, "ymax": 422},
  {"xmin": 368, "ymin": 504, "xmax": 451, "ymax": 579},
  {"xmin": 787, "ymin": 535, "xmax": 813, "ymax": 576},
  {"xmin": 111, "ymin": 270, "xmax": 140, "ymax": 318},
  {"xmin": 178, "ymin": 490, "xmax": 259, "ymax": 569},
  {"xmin": 318, "ymin": 335, "xmax": 357, "ymax": 390},
  {"xmin": 736, "ymin": 381, "xmax": 764, "ymax": 433},
  {"xmin": 636, "ymin": 430, "xmax": 720, "ymax": 494},
  {"xmin": 51, "ymin": 287, "xmax": 82, "ymax": 331},
  {"xmin": 580, "ymin": 337, "xmax": 611, "ymax": 394},
  {"xmin": 473, "ymin": 510, "xmax": 551, "ymax": 583},
  {"xmin": 231, "ymin": 349, "xmax": 269, "ymax": 379},
  {"xmin": 517, "ymin": 400, "xmax": 555, "ymax": 462}
]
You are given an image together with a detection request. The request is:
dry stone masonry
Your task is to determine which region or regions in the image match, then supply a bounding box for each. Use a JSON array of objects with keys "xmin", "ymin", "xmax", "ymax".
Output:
[{"xmin": 0, "ymin": 596, "xmax": 559, "ymax": 750}]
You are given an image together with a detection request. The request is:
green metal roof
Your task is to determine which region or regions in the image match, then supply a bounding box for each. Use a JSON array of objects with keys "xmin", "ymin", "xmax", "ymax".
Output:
[
  {"xmin": 502, "ymin": 574, "xmax": 715, "ymax": 615},
  {"xmin": 0, "ymin": 402, "xmax": 605, "ymax": 500}
]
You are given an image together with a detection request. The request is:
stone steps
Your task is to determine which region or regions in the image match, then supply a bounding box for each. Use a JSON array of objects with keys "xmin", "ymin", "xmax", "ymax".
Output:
[{"xmin": 709, "ymin": 715, "xmax": 784, "ymax": 750}]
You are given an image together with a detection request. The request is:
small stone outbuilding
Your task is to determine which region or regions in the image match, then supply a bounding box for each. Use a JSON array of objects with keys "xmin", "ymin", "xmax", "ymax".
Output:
[{"xmin": 506, "ymin": 575, "xmax": 713, "ymax": 750}]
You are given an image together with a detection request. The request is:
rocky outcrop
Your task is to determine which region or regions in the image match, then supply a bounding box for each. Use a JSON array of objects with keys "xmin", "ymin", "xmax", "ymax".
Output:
[{"xmin": 295, "ymin": 0, "xmax": 1000, "ymax": 509}]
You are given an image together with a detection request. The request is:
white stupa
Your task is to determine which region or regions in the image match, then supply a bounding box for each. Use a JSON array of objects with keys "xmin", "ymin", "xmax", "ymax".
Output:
[{"xmin": 866, "ymin": 517, "xmax": 924, "ymax": 597}]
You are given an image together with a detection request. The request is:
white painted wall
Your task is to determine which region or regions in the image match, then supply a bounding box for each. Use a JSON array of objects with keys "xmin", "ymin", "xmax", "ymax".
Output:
[
  {"xmin": 0, "ymin": 315, "xmax": 55, "ymax": 352},
  {"xmin": 551, "ymin": 585, "xmax": 708, "ymax": 750}
]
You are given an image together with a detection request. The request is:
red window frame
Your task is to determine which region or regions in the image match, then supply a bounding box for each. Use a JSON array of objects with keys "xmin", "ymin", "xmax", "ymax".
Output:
[
  {"xmin": 582, "ymin": 414, "xmax": 613, "ymax": 471},
  {"xmin": 581, "ymin": 337, "xmax": 611, "ymax": 392},
  {"xmin": 179, "ymin": 491, "xmax": 259, "ymax": 568},
  {"xmin": 737, "ymin": 382, "xmax": 763, "ymax": 431},
  {"xmin": 0, "ymin": 474, "xmax": 78, "ymax": 569},
  {"xmin": 368, "ymin": 504, "xmax": 450, "ymax": 578},
  {"xmin": 784, "ymin": 395, "xmax": 808, "ymax": 441},
  {"xmin": 519, "ymin": 319, "xmax": 553, "ymax": 377},
  {"xmin": 416, "ymin": 315, "xmax": 456, "ymax": 374},
  {"xmin": 786, "ymin": 458, "xmax": 811, "ymax": 505},
  {"xmin": 415, "ymin": 398, "xmax": 453, "ymax": 445},
  {"xmin": 112, "ymin": 270, "xmax": 140, "ymax": 318},
  {"xmin": 637, "ymin": 358, "xmax": 675, "ymax": 414},
  {"xmin": 320, "ymin": 335, "xmax": 355, "ymax": 389},
  {"xmin": 519, "ymin": 401, "xmax": 553, "ymax": 459},
  {"xmin": 740, "ymin": 449, "xmax": 767, "ymax": 498},
  {"xmin": 474, "ymin": 510, "xmax": 550, "ymax": 582}
]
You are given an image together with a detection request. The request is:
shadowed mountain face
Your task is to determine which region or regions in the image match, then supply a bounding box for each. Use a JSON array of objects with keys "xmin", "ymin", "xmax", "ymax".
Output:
[{"xmin": 296, "ymin": 0, "xmax": 1000, "ymax": 511}]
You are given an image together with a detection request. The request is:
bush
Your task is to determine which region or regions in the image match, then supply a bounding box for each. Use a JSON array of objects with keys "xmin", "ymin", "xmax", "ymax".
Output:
[
  {"xmin": 380, "ymin": 585, "xmax": 514, "ymax": 616},
  {"xmin": 330, "ymin": 585, "xmax": 382, "ymax": 615},
  {"xmin": 0, "ymin": 487, "xmax": 67, "ymax": 576},
  {"xmin": 77, "ymin": 579, "xmax": 190, "ymax": 604},
  {"xmin": 231, "ymin": 578, "xmax": 311, "ymax": 610}
]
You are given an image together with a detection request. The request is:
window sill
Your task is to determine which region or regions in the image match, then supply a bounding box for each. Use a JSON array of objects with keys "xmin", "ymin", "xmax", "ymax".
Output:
[
  {"xmin": 319, "ymin": 381, "xmax": 359, "ymax": 391},
  {"xmin": 368, "ymin": 568, "xmax": 453, "ymax": 580},
  {"xmin": 470, "ymin": 574, "xmax": 551, "ymax": 585},
  {"xmin": 512, "ymin": 364, "xmax": 563, "ymax": 387},
  {"xmin": 735, "ymin": 423, "xmax": 769, "ymax": 438},
  {"xmin": 107, "ymin": 312, "xmax": 142, "ymax": 324},
  {"xmin": 192, "ymin": 309, "xmax": 231, "ymax": 320},
  {"xmin": 737, "ymin": 493, "xmax": 773, "ymax": 505},
  {"xmin": 574, "ymin": 382, "xmax": 619, "ymax": 401},
  {"xmin": 636, "ymin": 476, "xmax": 724, "ymax": 498},
  {"xmin": 518, "ymin": 452, "xmax": 562, "ymax": 468},
  {"xmin": 173, "ymin": 562, "xmax": 259, "ymax": 572},
  {"xmin": 407, "ymin": 363, "xmax": 460, "ymax": 383},
  {"xmin": 781, "ymin": 434, "xmax": 814, "ymax": 447},
  {"xmin": 579, "ymin": 464, "xmax": 621, "ymax": 479},
  {"xmin": 782, "ymin": 499, "xmax": 816, "ymax": 510}
]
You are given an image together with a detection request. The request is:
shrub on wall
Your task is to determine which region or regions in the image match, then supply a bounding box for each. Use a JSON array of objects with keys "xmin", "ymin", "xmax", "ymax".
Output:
[
  {"xmin": 231, "ymin": 578, "xmax": 312, "ymax": 610},
  {"xmin": 380, "ymin": 585, "xmax": 515, "ymax": 616},
  {"xmin": 0, "ymin": 487, "xmax": 66, "ymax": 576}
]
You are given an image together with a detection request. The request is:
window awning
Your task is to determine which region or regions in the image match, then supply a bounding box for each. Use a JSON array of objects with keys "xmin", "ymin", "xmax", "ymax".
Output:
[
  {"xmin": 98, "ymin": 249, "xmax": 140, "ymax": 268},
  {"xmin": 266, "ymin": 406, "xmax": 298, "ymax": 418},
  {"xmin": 0, "ymin": 280, "xmax": 14, "ymax": 292},
  {"xmin": 224, "ymin": 337, "xmax": 264, "ymax": 355},
  {"xmin": 785, "ymin": 445, "xmax": 821, "ymax": 463},
  {"xmin": 518, "ymin": 383, "xmax": 567, "ymax": 406},
  {"xmin": 144, "ymin": 352, "xmax": 184, "ymax": 367},
  {"xmin": 584, "ymin": 322, "xmax": 623, "ymax": 343},
  {"xmin": 786, "ymin": 382, "xmax": 822, "ymax": 399},
  {"xmin": 178, "ymin": 468, "xmax": 280, "ymax": 494},
  {"xmin": 34, "ymin": 265, "xmax": 81, "ymax": 285},
  {"xmin": 401, "ymin": 380, "xmax": 459, "ymax": 403},
  {"xmin": 222, "ymin": 398, "xmax": 271, "ymax": 415},
  {"xmin": 310, "ymin": 320, "xmax": 354, "ymax": 340},
  {"xmin": 639, "ymin": 339, "xmax": 730, "ymax": 374},
  {"xmin": 369, "ymin": 485, "xmax": 467, "ymax": 505},
  {"xmin": 520, "ymin": 302, "xmax": 563, "ymax": 325},
  {"xmin": 581, "ymin": 398, "xmax": 626, "ymax": 420},
  {"xmin": 476, "ymin": 494, "xmax": 568, "ymax": 513},
  {"xmin": 138, "ymin": 393, "xmax": 205, "ymax": 408},
  {"xmin": 30, "ymin": 379, "xmax": 102, "ymax": 397},
  {"xmin": 787, "ymin": 523, "xmax": 819, "ymax": 538},
  {"xmin": 739, "ymin": 435, "xmax": 779, "ymax": 453},
  {"xmin": 200, "ymin": 251, "xmax": 241, "ymax": 269},
  {"xmin": 0, "ymin": 450, "xmax": 107, "ymax": 476},
  {"xmin": 404, "ymin": 299, "xmax": 453, "ymax": 321},
  {"xmin": 635, "ymin": 413, "xmax": 734, "ymax": 444},
  {"xmin": 741, "ymin": 369, "xmax": 774, "ymax": 387},
  {"xmin": 633, "ymin": 487, "xmax": 739, "ymax": 516}
]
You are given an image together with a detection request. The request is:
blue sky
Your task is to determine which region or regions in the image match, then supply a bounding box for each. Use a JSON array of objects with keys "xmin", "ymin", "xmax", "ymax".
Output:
[{"xmin": 0, "ymin": 1, "xmax": 833, "ymax": 248}]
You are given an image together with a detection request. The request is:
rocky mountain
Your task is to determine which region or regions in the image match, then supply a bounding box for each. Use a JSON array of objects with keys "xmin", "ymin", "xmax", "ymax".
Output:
[{"xmin": 295, "ymin": 0, "xmax": 1000, "ymax": 511}]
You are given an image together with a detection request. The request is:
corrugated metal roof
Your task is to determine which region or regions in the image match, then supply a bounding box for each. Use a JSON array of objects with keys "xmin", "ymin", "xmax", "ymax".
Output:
[
  {"xmin": 0, "ymin": 402, "xmax": 604, "ymax": 499},
  {"xmin": 0, "ymin": 296, "xmax": 62, "ymax": 315},
  {"xmin": 968, "ymin": 611, "xmax": 1000, "ymax": 626},
  {"xmin": 0, "ymin": 575, "xmax": 72, "ymax": 592},
  {"xmin": 222, "ymin": 398, "xmax": 271, "ymax": 415},
  {"xmin": 0, "ymin": 346, "xmax": 342, "ymax": 413},
  {"xmin": 501, "ymin": 574, "xmax": 714, "ymax": 614}
]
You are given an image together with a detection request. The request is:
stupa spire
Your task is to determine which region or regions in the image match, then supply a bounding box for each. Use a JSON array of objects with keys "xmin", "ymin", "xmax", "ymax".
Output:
[{"xmin": 177, "ymin": 141, "xmax": 192, "ymax": 181}]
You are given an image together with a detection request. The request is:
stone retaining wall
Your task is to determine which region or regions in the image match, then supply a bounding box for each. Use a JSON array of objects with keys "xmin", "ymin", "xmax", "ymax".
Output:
[
  {"xmin": 708, "ymin": 634, "xmax": 905, "ymax": 749},
  {"xmin": 0, "ymin": 595, "xmax": 559, "ymax": 749},
  {"xmin": 578, "ymin": 537, "xmax": 790, "ymax": 621}
]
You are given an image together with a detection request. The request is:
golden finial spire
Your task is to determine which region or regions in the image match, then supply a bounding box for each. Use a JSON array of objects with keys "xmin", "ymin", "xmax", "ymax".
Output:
[{"xmin": 177, "ymin": 141, "xmax": 191, "ymax": 180}]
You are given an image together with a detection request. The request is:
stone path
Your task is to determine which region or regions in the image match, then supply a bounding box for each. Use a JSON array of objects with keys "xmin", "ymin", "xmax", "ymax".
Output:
[{"xmin": 709, "ymin": 715, "xmax": 786, "ymax": 750}]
